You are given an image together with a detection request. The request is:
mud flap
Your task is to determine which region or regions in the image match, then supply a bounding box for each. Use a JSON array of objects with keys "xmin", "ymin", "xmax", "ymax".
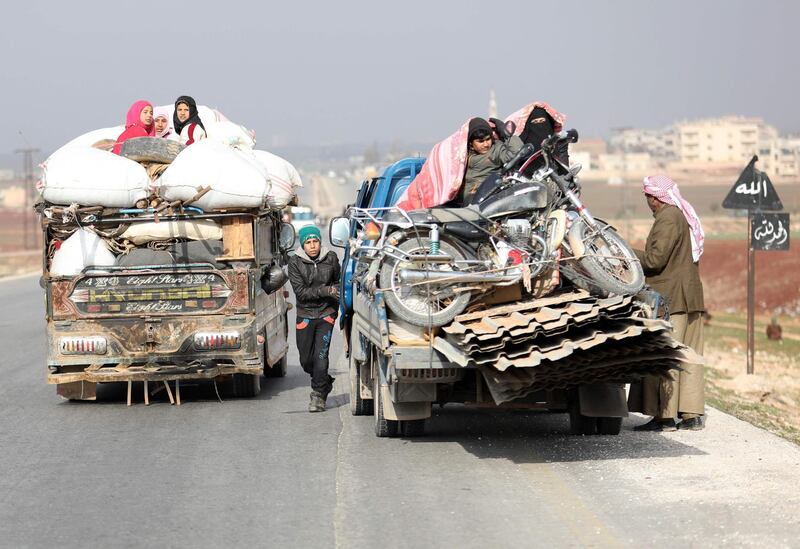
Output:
[
  {"xmin": 57, "ymin": 381, "xmax": 97, "ymax": 401},
  {"xmin": 578, "ymin": 383, "xmax": 627, "ymax": 418},
  {"xmin": 381, "ymin": 385, "xmax": 431, "ymax": 421}
]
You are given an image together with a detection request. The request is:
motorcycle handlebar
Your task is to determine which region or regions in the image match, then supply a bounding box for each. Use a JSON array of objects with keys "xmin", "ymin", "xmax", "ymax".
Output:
[
  {"xmin": 503, "ymin": 129, "xmax": 580, "ymax": 173},
  {"xmin": 502, "ymin": 142, "xmax": 535, "ymax": 173}
]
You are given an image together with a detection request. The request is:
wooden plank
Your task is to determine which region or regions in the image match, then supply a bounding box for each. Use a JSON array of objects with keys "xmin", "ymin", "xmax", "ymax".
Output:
[
  {"xmin": 217, "ymin": 216, "xmax": 255, "ymax": 261},
  {"xmin": 164, "ymin": 381, "xmax": 175, "ymax": 405}
]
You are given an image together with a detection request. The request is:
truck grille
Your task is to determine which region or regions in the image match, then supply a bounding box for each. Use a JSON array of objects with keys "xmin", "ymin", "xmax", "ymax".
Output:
[{"xmin": 69, "ymin": 272, "xmax": 232, "ymax": 315}]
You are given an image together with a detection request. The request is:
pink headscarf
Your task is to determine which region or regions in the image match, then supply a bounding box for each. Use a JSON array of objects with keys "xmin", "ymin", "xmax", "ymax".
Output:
[
  {"xmin": 153, "ymin": 106, "xmax": 173, "ymax": 138},
  {"xmin": 124, "ymin": 100, "xmax": 155, "ymax": 136},
  {"xmin": 505, "ymin": 101, "xmax": 566, "ymax": 136},
  {"xmin": 643, "ymin": 175, "xmax": 705, "ymax": 262}
]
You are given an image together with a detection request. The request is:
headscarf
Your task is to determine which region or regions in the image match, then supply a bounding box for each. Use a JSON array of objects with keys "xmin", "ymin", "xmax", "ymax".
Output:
[
  {"xmin": 519, "ymin": 106, "xmax": 556, "ymax": 150},
  {"xmin": 124, "ymin": 100, "xmax": 155, "ymax": 136},
  {"xmin": 643, "ymin": 175, "xmax": 705, "ymax": 262},
  {"xmin": 468, "ymin": 118, "xmax": 492, "ymax": 142},
  {"xmin": 153, "ymin": 106, "xmax": 173, "ymax": 138},
  {"xmin": 173, "ymin": 95, "xmax": 206, "ymax": 135},
  {"xmin": 506, "ymin": 101, "xmax": 565, "ymax": 139}
]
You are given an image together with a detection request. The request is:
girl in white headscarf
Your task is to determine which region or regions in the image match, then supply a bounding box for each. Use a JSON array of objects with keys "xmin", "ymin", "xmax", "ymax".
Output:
[{"xmin": 153, "ymin": 106, "xmax": 178, "ymax": 140}]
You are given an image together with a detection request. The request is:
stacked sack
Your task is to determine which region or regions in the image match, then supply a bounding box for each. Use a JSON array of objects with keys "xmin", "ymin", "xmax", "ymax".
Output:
[
  {"xmin": 39, "ymin": 106, "xmax": 302, "ymax": 211},
  {"xmin": 41, "ymin": 107, "xmax": 303, "ymax": 276}
]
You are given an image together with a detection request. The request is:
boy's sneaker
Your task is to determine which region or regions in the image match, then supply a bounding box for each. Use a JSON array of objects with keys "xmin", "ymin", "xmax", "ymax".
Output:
[{"xmin": 309, "ymin": 391, "xmax": 325, "ymax": 413}]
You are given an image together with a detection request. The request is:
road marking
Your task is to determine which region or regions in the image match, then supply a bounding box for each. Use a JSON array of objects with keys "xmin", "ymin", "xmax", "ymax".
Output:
[{"xmin": 520, "ymin": 461, "xmax": 623, "ymax": 548}]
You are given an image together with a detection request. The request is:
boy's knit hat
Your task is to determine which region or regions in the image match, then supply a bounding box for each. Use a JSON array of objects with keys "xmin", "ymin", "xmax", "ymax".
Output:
[{"xmin": 298, "ymin": 225, "xmax": 322, "ymax": 246}]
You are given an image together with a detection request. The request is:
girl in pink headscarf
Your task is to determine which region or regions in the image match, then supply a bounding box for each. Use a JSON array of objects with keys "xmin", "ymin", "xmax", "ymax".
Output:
[{"xmin": 112, "ymin": 100, "xmax": 155, "ymax": 155}]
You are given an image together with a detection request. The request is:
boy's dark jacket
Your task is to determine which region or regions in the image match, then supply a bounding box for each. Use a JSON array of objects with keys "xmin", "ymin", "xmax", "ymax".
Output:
[{"xmin": 287, "ymin": 247, "xmax": 340, "ymax": 319}]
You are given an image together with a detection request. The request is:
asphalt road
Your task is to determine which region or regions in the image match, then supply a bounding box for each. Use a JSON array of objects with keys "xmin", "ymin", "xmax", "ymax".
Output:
[{"xmin": 2, "ymin": 274, "xmax": 799, "ymax": 548}]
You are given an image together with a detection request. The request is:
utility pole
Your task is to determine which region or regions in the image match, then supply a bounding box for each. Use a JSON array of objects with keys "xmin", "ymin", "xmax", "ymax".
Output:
[{"xmin": 14, "ymin": 147, "xmax": 40, "ymax": 249}]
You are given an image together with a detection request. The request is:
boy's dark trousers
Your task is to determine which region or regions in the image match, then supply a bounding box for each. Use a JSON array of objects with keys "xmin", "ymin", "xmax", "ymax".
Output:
[{"xmin": 295, "ymin": 315, "xmax": 335, "ymax": 396}]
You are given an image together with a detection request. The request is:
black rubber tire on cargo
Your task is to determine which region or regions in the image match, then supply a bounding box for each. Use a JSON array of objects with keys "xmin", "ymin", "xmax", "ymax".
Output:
[
  {"xmin": 374, "ymin": 374, "xmax": 398, "ymax": 438},
  {"xmin": 350, "ymin": 347, "xmax": 373, "ymax": 416},
  {"xmin": 401, "ymin": 419, "xmax": 426, "ymax": 437},
  {"xmin": 597, "ymin": 416, "xmax": 623, "ymax": 436},
  {"xmin": 378, "ymin": 235, "xmax": 472, "ymax": 328},
  {"xmin": 120, "ymin": 137, "xmax": 185, "ymax": 164},
  {"xmin": 233, "ymin": 373, "xmax": 261, "ymax": 398}
]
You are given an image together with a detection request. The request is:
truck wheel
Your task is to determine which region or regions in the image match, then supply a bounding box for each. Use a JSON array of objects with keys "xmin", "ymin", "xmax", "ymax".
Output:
[
  {"xmin": 374, "ymin": 375, "xmax": 398, "ymax": 438},
  {"xmin": 265, "ymin": 354, "xmax": 288, "ymax": 378},
  {"xmin": 597, "ymin": 417, "xmax": 623, "ymax": 435},
  {"xmin": 233, "ymin": 373, "xmax": 261, "ymax": 398},
  {"xmin": 349, "ymin": 350, "xmax": 373, "ymax": 416},
  {"xmin": 119, "ymin": 137, "xmax": 185, "ymax": 164},
  {"xmin": 401, "ymin": 419, "xmax": 426, "ymax": 437},
  {"xmin": 568, "ymin": 391, "xmax": 597, "ymax": 435}
]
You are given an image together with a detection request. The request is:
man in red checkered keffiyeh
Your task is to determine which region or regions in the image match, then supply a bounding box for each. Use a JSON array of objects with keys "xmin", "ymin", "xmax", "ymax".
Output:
[
  {"xmin": 629, "ymin": 174, "xmax": 706, "ymax": 432},
  {"xmin": 642, "ymin": 175, "xmax": 704, "ymax": 262}
]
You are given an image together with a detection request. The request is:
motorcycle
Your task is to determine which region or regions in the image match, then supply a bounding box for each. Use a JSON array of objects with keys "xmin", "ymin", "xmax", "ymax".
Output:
[{"xmin": 343, "ymin": 129, "xmax": 644, "ymax": 328}]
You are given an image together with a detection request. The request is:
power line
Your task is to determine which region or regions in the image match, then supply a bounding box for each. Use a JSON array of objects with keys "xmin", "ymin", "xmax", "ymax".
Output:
[{"xmin": 14, "ymin": 147, "xmax": 40, "ymax": 250}]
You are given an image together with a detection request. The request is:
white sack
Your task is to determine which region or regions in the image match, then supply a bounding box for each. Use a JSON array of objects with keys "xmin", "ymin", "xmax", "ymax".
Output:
[
  {"xmin": 205, "ymin": 120, "xmax": 256, "ymax": 150},
  {"xmin": 52, "ymin": 126, "xmax": 125, "ymax": 156},
  {"xmin": 120, "ymin": 219, "xmax": 223, "ymax": 245},
  {"xmin": 157, "ymin": 139, "xmax": 269, "ymax": 210},
  {"xmin": 252, "ymin": 150, "xmax": 302, "ymax": 209},
  {"xmin": 50, "ymin": 229, "xmax": 116, "ymax": 277},
  {"xmin": 41, "ymin": 147, "xmax": 150, "ymax": 207}
]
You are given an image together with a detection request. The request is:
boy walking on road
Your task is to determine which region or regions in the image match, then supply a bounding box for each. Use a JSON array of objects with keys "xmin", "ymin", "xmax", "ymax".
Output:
[{"xmin": 288, "ymin": 226, "xmax": 341, "ymax": 412}]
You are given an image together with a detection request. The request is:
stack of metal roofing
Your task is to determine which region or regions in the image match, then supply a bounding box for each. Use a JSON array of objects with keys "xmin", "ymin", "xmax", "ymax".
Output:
[{"xmin": 433, "ymin": 289, "xmax": 698, "ymax": 404}]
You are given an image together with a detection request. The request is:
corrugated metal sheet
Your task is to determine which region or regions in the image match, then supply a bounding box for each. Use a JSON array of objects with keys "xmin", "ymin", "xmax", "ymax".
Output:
[{"xmin": 436, "ymin": 289, "xmax": 700, "ymax": 404}]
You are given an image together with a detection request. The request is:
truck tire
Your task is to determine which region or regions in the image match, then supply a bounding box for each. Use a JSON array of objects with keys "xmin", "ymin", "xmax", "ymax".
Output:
[
  {"xmin": 401, "ymin": 419, "xmax": 426, "ymax": 437},
  {"xmin": 567, "ymin": 390, "xmax": 597, "ymax": 435},
  {"xmin": 265, "ymin": 354, "xmax": 288, "ymax": 378},
  {"xmin": 349, "ymin": 350, "xmax": 373, "ymax": 416},
  {"xmin": 374, "ymin": 375, "xmax": 398, "ymax": 438},
  {"xmin": 379, "ymin": 236, "xmax": 471, "ymax": 328},
  {"xmin": 597, "ymin": 416, "xmax": 623, "ymax": 436},
  {"xmin": 233, "ymin": 373, "xmax": 261, "ymax": 398},
  {"xmin": 119, "ymin": 137, "xmax": 185, "ymax": 164}
]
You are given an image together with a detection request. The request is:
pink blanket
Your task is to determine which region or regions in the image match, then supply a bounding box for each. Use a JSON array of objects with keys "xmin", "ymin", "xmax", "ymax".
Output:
[{"xmin": 395, "ymin": 102, "xmax": 565, "ymax": 211}]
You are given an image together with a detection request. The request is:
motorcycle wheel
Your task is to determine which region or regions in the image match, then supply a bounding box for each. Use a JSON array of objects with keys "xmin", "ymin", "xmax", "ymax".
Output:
[
  {"xmin": 379, "ymin": 235, "xmax": 471, "ymax": 327},
  {"xmin": 566, "ymin": 220, "xmax": 644, "ymax": 296}
]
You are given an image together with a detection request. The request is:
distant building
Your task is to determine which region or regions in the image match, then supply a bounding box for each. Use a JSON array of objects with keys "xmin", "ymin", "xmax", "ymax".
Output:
[
  {"xmin": 759, "ymin": 136, "xmax": 800, "ymax": 177},
  {"xmin": 610, "ymin": 127, "xmax": 677, "ymax": 159},
  {"xmin": 674, "ymin": 116, "xmax": 777, "ymax": 166},
  {"xmin": 0, "ymin": 186, "xmax": 26, "ymax": 209}
]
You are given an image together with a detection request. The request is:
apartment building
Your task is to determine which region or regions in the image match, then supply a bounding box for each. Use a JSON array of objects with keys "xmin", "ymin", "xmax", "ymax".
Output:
[{"xmin": 675, "ymin": 116, "xmax": 778, "ymax": 166}]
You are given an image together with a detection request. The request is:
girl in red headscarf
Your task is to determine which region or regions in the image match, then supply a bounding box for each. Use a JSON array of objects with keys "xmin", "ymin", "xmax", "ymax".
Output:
[{"xmin": 112, "ymin": 100, "xmax": 155, "ymax": 155}]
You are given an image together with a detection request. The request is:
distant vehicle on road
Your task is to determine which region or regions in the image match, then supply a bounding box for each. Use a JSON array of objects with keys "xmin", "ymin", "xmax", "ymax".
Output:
[{"xmin": 289, "ymin": 206, "xmax": 317, "ymax": 231}]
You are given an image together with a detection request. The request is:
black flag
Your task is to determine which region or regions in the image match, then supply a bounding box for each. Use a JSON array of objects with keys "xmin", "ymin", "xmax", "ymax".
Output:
[{"xmin": 722, "ymin": 155, "xmax": 783, "ymax": 211}]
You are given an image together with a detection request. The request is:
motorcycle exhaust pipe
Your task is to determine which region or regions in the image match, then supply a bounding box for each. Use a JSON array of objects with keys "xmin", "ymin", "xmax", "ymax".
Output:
[{"xmin": 399, "ymin": 269, "xmax": 519, "ymax": 284}]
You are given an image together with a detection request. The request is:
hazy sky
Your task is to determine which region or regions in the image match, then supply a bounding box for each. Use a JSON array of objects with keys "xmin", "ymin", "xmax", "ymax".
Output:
[{"xmin": 1, "ymin": 0, "xmax": 798, "ymax": 155}]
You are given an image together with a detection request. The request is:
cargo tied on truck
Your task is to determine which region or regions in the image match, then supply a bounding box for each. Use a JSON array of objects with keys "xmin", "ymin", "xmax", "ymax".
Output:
[
  {"xmin": 37, "ymin": 106, "xmax": 302, "ymax": 404},
  {"xmin": 330, "ymin": 112, "xmax": 703, "ymax": 437}
]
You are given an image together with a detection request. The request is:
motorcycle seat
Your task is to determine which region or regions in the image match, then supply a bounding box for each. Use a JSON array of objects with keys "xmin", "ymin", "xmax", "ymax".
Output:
[{"xmin": 384, "ymin": 207, "xmax": 486, "ymax": 226}]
